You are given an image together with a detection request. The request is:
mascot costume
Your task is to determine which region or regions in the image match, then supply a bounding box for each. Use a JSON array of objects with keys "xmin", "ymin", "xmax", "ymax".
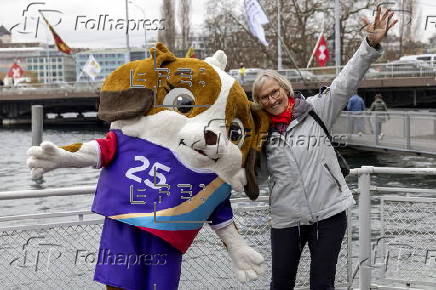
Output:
[{"xmin": 27, "ymin": 43, "xmax": 270, "ymax": 290}]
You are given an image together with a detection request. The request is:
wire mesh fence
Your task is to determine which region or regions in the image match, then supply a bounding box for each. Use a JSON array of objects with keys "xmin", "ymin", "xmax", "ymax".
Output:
[
  {"xmin": 375, "ymin": 197, "xmax": 436, "ymax": 288},
  {"xmin": 0, "ymin": 202, "xmax": 350, "ymax": 290}
]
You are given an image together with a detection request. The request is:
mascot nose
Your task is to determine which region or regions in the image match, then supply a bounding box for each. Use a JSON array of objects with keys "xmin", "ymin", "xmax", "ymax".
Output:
[{"xmin": 204, "ymin": 130, "xmax": 218, "ymax": 145}]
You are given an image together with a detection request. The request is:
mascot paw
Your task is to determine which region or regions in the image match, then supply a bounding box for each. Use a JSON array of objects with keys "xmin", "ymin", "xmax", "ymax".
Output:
[
  {"xmin": 26, "ymin": 141, "xmax": 64, "ymax": 172},
  {"xmin": 229, "ymin": 169, "xmax": 247, "ymax": 192},
  {"xmin": 31, "ymin": 168, "xmax": 44, "ymax": 180},
  {"xmin": 229, "ymin": 245, "xmax": 265, "ymax": 282}
]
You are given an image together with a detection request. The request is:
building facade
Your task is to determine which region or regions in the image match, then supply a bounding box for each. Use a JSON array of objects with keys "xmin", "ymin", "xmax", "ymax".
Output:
[{"xmin": 75, "ymin": 48, "xmax": 147, "ymax": 82}]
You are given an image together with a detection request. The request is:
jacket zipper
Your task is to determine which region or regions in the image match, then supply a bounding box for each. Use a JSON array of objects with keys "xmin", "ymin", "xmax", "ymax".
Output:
[{"xmin": 324, "ymin": 163, "xmax": 342, "ymax": 191}]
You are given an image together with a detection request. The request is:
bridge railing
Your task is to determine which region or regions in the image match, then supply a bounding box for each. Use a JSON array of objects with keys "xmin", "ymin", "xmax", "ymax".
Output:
[
  {"xmin": 332, "ymin": 110, "xmax": 436, "ymax": 155},
  {"xmin": 0, "ymin": 81, "xmax": 103, "ymax": 95},
  {"xmin": 2, "ymin": 60, "xmax": 436, "ymax": 94}
]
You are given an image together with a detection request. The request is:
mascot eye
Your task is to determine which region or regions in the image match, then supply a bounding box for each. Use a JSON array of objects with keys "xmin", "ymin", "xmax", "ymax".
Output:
[
  {"xmin": 174, "ymin": 94, "xmax": 195, "ymax": 113},
  {"xmin": 228, "ymin": 118, "xmax": 244, "ymax": 147},
  {"xmin": 162, "ymin": 88, "xmax": 196, "ymax": 114}
]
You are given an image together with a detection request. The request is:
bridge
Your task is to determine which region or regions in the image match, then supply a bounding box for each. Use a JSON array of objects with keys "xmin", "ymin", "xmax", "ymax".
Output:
[
  {"xmin": 1, "ymin": 61, "xmax": 436, "ymax": 121},
  {"xmin": 332, "ymin": 110, "xmax": 436, "ymax": 156}
]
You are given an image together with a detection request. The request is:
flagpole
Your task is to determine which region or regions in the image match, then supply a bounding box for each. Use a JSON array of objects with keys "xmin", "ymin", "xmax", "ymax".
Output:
[
  {"xmin": 125, "ymin": 0, "xmax": 131, "ymax": 62},
  {"xmin": 278, "ymin": 35, "xmax": 308, "ymax": 85},
  {"xmin": 277, "ymin": 0, "xmax": 282, "ymax": 70},
  {"xmin": 335, "ymin": 0, "xmax": 341, "ymax": 76}
]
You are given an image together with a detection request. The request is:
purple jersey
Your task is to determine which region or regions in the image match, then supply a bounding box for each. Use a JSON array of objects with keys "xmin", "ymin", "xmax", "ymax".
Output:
[{"xmin": 92, "ymin": 130, "xmax": 233, "ymax": 253}]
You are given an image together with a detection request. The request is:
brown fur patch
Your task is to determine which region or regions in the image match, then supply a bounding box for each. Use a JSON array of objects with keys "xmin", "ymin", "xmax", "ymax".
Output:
[
  {"xmin": 244, "ymin": 148, "xmax": 260, "ymax": 200},
  {"xmin": 98, "ymin": 87, "xmax": 154, "ymax": 122},
  {"xmin": 225, "ymin": 82, "xmax": 253, "ymax": 163},
  {"xmin": 99, "ymin": 44, "xmax": 221, "ymax": 121},
  {"xmin": 60, "ymin": 143, "xmax": 83, "ymax": 152}
]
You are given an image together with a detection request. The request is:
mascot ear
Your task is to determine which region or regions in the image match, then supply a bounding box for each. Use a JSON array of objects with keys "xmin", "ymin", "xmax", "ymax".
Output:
[
  {"xmin": 244, "ymin": 102, "xmax": 270, "ymax": 200},
  {"xmin": 149, "ymin": 42, "xmax": 177, "ymax": 68},
  {"xmin": 98, "ymin": 43, "xmax": 176, "ymax": 122},
  {"xmin": 205, "ymin": 50, "xmax": 227, "ymax": 71}
]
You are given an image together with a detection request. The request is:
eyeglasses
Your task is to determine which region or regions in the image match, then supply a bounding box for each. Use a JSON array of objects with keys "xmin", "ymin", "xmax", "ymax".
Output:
[{"xmin": 259, "ymin": 88, "xmax": 281, "ymax": 104}]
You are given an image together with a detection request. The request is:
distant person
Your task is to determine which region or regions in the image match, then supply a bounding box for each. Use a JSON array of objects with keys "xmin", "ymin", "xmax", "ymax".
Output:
[
  {"xmin": 369, "ymin": 93, "xmax": 389, "ymax": 139},
  {"xmin": 238, "ymin": 63, "xmax": 246, "ymax": 84},
  {"xmin": 347, "ymin": 93, "xmax": 365, "ymax": 135}
]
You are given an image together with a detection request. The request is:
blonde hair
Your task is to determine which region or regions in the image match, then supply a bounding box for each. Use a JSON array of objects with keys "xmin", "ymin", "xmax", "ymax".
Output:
[{"xmin": 252, "ymin": 70, "xmax": 294, "ymax": 103}]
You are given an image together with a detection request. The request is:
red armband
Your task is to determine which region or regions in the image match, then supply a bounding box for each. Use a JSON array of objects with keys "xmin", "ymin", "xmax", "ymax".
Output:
[{"xmin": 95, "ymin": 131, "xmax": 118, "ymax": 167}]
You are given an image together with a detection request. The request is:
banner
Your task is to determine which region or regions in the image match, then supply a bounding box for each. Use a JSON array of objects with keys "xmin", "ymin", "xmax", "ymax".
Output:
[
  {"xmin": 82, "ymin": 55, "xmax": 101, "ymax": 81},
  {"xmin": 244, "ymin": 0, "xmax": 269, "ymax": 46},
  {"xmin": 313, "ymin": 34, "xmax": 330, "ymax": 67}
]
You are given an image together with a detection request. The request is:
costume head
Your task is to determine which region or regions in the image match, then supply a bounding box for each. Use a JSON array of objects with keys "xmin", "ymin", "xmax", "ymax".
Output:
[{"xmin": 97, "ymin": 43, "xmax": 269, "ymax": 200}]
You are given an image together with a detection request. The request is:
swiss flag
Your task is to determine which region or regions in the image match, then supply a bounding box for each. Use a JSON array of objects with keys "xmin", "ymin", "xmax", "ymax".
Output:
[
  {"xmin": 7, "ymin": 62, "xmax": 24, "ymax": 79},
  {"xmin": 313, "ymin": 34, "xmax": 330, "ymax": 67}
]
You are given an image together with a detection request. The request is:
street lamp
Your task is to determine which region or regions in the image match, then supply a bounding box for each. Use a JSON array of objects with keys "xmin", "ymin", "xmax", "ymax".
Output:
[{"xmin": 129, "ymin": 0, "xmax": 147, "ymax": 54}]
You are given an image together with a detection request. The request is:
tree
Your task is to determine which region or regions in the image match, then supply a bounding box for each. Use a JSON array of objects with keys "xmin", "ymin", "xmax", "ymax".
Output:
[
  {"xmin": 159, "ymin": 0, "xmax": 176, "ymax": 51},
  {"xmin": 178, "ymin": 0, "xmax": 191, "ymax": 51}
]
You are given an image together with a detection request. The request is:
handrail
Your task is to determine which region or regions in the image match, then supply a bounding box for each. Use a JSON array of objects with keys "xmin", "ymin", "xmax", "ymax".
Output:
[
  {"xmin": 0, "ymin": 185, "xmax": 96, "ymax": 200},
  {"xmin": 1, "ymin": 167, "xmax": 436, "ymax": 200},
  {"xmin": 350, "ymin": 166, "xmax": 436, "ymax": 175},
  {"xmin": 0, "ymin": 185, "xmax": 271, "ymax": 202}
]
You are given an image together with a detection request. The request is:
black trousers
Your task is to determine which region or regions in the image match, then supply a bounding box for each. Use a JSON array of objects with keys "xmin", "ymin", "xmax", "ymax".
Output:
[{"xmin": 270, "ymin": 211, "xmax": 347, "ymax": 290}]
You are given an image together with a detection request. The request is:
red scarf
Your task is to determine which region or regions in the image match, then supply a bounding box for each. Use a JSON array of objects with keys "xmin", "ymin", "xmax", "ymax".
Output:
[{"xmin": 270, "ymin": 97, "xmax": 295, "ymax": 133}]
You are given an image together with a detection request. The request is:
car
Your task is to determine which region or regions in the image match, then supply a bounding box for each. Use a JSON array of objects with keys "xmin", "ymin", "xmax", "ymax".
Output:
[
  {"xmin": 366, "ymin": 60, "xmax": 436, "ymax": 78},
  {"xmin": 228, "ymin": 68, "xmax": 263, "ymax": 82},
  {"xmin": 278, "ymin": 69, "xmax": 315, "ymax": 82},
  {"xmin": 400, "ymin": 54, "xmax": 436, "ymax": 66}
]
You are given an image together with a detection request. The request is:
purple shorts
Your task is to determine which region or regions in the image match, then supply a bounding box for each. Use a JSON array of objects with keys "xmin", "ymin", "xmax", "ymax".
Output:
[{"xmin": 94, "ymin": 218, "xmax": 182, "ymax": 290}]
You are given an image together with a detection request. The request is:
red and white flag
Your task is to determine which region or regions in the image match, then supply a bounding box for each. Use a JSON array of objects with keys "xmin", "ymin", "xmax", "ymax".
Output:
[
  {"xmin": 7, "ymin": 62, "xmax": 24, "ymax": 79},
  {"xmin": 313, "ymin": 34, "xmax": 330, "ymax": 67}
]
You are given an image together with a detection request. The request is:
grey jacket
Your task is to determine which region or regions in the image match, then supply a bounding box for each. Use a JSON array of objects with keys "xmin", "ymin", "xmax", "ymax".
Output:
[{"xmin": 258, "ymin": 39, "xmax": 383, "ymax": 229}]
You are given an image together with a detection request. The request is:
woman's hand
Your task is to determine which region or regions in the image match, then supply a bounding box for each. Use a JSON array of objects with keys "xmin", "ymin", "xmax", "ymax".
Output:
[{"xmin": 362, "ymin": 6, "xmax": 398, "ymax": 46}]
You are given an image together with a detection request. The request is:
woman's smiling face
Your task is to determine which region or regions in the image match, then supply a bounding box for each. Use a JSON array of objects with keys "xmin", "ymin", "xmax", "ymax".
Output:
[{"xmin": 257, "ymin": 77, "xmax": 289, "ymax": 116}]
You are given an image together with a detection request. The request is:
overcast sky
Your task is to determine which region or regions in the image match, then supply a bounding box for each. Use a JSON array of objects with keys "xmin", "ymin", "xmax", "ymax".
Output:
[{"xmin": 1, "ymin": 0, "xmax": 436, "ymax": 48}]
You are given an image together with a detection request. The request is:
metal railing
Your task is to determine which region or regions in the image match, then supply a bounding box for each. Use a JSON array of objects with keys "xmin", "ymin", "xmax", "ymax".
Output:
[
  {"xmin": 2, "ymin": 60, "xmax": 436, "ymax": 95},
  {"xmin": 332, "ymin": 110, "xmax": 436, "ymax": 155},
  {"xmin": 231, "ymin": 62, "xmax": 436, "ymax": 85},
  {"xmin": 0, "ymin": 167, "xmax": 435, "ymax": 289},
  {"xmin": 0, "ymin": 81, "xmax": 103, "ymax": 96},
  {"xmin": 0, "ymin": 188, "xmax": 350, "ymax": 289}
]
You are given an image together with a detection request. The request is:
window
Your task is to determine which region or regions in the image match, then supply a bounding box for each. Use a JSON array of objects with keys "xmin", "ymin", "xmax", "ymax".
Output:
[{"xmin": 58, "ymin": 65, "xmax": 62, "ymax": 69}]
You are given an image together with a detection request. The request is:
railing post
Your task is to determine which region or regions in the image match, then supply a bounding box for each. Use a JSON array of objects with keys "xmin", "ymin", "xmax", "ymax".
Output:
[
  {"xmin": 405, "ymin": 114, "xmax": 410, "ymax": 150},
  {"xmin": 347, "ymin": 111, "xmax": 352, "ymax": 143},
  {"xmin": 358, "ymin": 168, "xmax": 372, "ymax": 290},
  {"xmin": 32, "ymin": 105, "xmax": 43, "ymax": 146},
  {"xmin": 373, "ymin": 112, "xmax": 378, "ymax": 145},
  {"xmin": 346, "ymin": 207, "xmax": 353, "ymax": 289}
]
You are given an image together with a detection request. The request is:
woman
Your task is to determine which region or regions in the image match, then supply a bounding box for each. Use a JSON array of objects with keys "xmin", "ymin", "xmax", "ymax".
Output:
[{"xmin": 252, "ymin": 8, "xmax": 397, "ymax": 290}]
